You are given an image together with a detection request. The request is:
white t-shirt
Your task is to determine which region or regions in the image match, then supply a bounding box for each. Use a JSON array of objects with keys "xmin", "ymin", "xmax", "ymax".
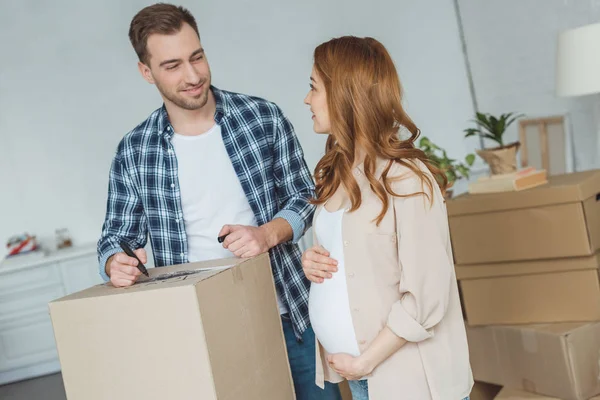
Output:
[
  {"xmin": 171, "ymin": 124, "xmax": 287, "ymax": 314},
  {"xmin": 308, "ymin": 207, "xmax": 361, "ymax": 356}
]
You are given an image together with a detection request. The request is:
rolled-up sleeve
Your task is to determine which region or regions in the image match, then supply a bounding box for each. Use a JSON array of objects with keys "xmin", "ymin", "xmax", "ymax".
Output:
[
  {"xmin": 271, "ymin": 105, "xmax": 316, "ymax": 242},
  {"xmin": 386, "ymin": 176, "xmax": 453, "ymax": 343}
]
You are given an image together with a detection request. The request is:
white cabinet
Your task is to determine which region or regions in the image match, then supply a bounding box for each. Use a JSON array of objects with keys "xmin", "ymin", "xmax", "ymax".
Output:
[{"xmin": 0, "ymin": 244, "xmax": 102, "ymax": 385}]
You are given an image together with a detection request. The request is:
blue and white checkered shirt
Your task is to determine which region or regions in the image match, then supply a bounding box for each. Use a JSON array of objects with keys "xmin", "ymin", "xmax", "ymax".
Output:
[{"xmin": 98, "ymin": 86, "xmax": 315, "ymax": 338}]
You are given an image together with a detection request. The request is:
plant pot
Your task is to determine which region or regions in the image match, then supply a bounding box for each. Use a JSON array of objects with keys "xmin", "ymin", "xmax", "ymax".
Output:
[{"xmin": 476, "ymin": 142, "xmax": 520, "ymax": 175}]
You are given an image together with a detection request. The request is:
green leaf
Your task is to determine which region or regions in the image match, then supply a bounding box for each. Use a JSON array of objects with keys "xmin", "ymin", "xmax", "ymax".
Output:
[
  {"xmin": 505, "ymin": 113, "xmax": 524, "ymax": 128},
  {"xmin": 457, "ymin": 165, "xmax": 469, "ymax": 178},
  {"xmin": 446, "ymin": 169, "xmax": 457, "ymax": 183},
  {"xmin": 464, "ymin": 129, "xmax": 480, "ymax": 138},
  {"xmin": 482, "ymin": 133, "xmax": 498, "ymax": 142},
  {"xmin": 474, "ymin": 113, "xmax": 493, "ymax": 133},
  {"xmin": 497, "ymin": 118, "xmax": 506, "ymax": 136},
  {"xmin": 465, "ymin": 154, "xmax": 476, "ymax": 165}
]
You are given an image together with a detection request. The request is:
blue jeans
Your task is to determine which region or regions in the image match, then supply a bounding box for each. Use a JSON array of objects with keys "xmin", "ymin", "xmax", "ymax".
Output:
[
  {"xmin": 348, "ymin": 380, "xmax": 471, "ymax": 400},
  {"xmin": 348, "ymin": 379, "xmax": 369, "ymax": 400},
  {"xmin": 281, "ymin": 314, "xmax": 342, "ymax": 400}
]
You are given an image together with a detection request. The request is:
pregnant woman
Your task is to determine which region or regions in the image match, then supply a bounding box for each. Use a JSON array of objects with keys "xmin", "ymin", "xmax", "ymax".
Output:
[{"xmin": 301, "ymin": 36, "xmax": 473, "ymax": 400}]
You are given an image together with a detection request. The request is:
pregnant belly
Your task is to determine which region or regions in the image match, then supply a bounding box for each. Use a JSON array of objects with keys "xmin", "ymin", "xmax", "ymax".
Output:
[{"xmin": 308, "ymin": 279, "xmax": 361, "ymax": 356}]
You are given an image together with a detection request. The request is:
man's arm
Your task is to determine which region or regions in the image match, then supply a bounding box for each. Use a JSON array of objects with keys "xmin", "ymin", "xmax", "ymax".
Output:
[
  {"xmin": 97, "ymin": 152, "xmax": 148, "ymax": 283},
  {"xmin": 270, "ymin": 105, "xmax": 316, "ymax": 243},
  {"xmin": 219, "ymin": 105, "xmax": 315, "ymax": 257}
]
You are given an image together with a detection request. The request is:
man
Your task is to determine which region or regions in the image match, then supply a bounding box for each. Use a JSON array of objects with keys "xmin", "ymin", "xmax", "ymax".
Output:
[{"xmin": 97, "ymin": 4, "xmax": 341, "ymax": 399}]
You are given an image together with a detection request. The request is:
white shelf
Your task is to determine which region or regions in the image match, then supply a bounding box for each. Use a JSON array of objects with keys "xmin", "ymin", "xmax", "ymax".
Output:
[
  {"xmin": 0, "ymin": 243, "xmax": 101, "ymax": 384},
  {"xmin": 0, "ymin": 243, "xmax": 97, "ymax": 275}
]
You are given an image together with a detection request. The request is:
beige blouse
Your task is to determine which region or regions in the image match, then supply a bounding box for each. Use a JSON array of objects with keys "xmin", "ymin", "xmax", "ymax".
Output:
[{"xmin": 312, "ymin": 159, "xmax": 473, "ymax": 400}]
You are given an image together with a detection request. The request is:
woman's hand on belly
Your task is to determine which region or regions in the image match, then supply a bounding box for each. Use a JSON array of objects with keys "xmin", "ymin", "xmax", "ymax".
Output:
[
  {"xmin": 327, "ymin": 353, "xmax": 373, "ymax": 381},
  {"xmin": 301, "ymin": 245, "xmax": 338, "ymax": 283}
]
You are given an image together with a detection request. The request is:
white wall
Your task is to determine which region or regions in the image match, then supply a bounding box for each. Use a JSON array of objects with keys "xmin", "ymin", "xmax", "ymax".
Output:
[
  {"xmin": 458, "ymin": 0, "xmax": 600, "ymax": 171},
  {"xmin": 0, "ymin": 0, "xmax": 475, "ymax": 258}
]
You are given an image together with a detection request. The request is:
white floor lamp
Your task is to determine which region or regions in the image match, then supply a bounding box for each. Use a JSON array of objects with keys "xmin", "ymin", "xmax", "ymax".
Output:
[{"xmin": 556, "ymin": 22, "xmax": 600, "ymax": 169}]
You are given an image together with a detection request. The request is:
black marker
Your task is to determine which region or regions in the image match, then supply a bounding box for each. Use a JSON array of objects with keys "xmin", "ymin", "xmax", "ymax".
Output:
[
  {"xmin": 217, "ymin": 234, "xmax": 229, "ymax": 243},
  {"xmin": 119, "ymin": 240, "xmax": 150, "ymax": 277}
]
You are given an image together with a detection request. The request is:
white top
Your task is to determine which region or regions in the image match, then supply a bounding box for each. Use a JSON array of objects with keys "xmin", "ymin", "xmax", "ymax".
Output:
[
  {"xmin": 172, "ymin": 124, "xmax": 287, "ymax": 314},
  {"xmin": 309, "ymin": 206, "xmax": 361, "ymax": 356}
]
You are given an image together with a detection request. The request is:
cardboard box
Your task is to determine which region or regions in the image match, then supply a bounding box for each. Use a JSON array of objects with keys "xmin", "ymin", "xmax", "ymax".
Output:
[
  {"xmin": 456, "ymin": 253, "xmax": 600, "ymax": 325},
  {"xmin": 470, "ymin": 381, "xmax": 503, "ymax": 400},
  {"xmin": 49, "ymin": 254, "xmax": 295, "ymax": 400},
  {"xmin": 495, "ymin": 387, "xmax": 600, "ymax": 399},
  {"xmin": 447, "ymin": 170, "xmax": 600, "ymax": 265},
  {"xmin": 466, "ymin": 322, "xmax": 600, "ymax": 400}
]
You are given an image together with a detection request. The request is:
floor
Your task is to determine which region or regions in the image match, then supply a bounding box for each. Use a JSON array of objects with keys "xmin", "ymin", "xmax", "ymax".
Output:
[{"xmin": 0, "ymin": 373, "xmax": 66, "ymax": 400}]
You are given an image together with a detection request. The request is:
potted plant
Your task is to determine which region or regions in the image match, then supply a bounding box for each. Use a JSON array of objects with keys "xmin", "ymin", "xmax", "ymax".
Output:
[
  {"xmin": 464, "ymin": 112, "xmax": 524, "ymax": 175},
  {"xmin": 418, "ymin": 136, "xmax": 475, "ymax": 199}
]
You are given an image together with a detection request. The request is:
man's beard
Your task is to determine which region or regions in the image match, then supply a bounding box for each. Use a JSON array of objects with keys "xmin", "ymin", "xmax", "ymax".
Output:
[{"xmin": 156, "ymin": 76, "xmax": 211, "ymax": 111}]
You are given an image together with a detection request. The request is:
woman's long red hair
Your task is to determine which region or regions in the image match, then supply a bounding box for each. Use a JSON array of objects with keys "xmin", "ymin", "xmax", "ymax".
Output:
[{"xmin": 312, "ymin": 36, "xmax": 447, "ymax": 224}]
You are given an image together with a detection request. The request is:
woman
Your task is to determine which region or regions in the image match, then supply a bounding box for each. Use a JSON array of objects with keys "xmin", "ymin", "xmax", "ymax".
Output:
[{"xmin": 301, "ymin": 36, "xmax": 473, "ymax": 400}]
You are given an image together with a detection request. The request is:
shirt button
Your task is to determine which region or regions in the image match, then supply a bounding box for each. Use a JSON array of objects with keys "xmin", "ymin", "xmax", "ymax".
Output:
[
  {"xmin": 180, "ymin": 253, "xmax": 184, "ymax": 257},
  {"xmin": 171, "ymin": 183, "xmax": 175, "ymax": 188},
  {"xmin": 348, "ymin": 273, "xmax": 355, "ymax": 278},
  {"xmin": 353, "ymin": 307, "xmax": 359, "ymax": 312},
  {"xmin": 359, "ymin": 340, "xmax": 366, "ymax": 345},
  {"xmin": 168, "ymin": 149, "xmax": 174, "ymax": 154},
  {"xmin": 344, "ymin": 241, "xmax": 349, "ymax": 247},
  {"xmin": 175, "ymin": 219, "xmax": 180, "ymax": 223}
]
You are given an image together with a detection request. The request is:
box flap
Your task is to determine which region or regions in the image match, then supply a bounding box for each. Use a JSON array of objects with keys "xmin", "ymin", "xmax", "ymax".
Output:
[
  {"xmin": 521, "ymin": 322, "xmax": 593, "ymax": 336},
  {"xmin": 470, "ymin": 382, "xmax": 502, "ymax": 400},
  {"xmin": 494, "ymin": 387, "xmax": 560, "ymax": 399},
  {"xmin": 448, "ymin": 170, "xmax": 600, "ymax": 216},
  {"xmin": 50, "ymin": 257, "xmax": 242, "ymax": 302},
  {"xmin": 456, "ymin": 253, "xmax": 600, "ymax": 280}
]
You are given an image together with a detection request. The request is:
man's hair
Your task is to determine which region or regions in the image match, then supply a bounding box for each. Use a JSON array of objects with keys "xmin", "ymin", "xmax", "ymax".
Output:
[{"xmin": 129, "ymin": 3, "xmax": 199, "ymax": 65}]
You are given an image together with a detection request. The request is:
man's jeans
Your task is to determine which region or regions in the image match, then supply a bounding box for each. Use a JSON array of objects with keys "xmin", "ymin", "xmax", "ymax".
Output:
[{"xmin": 281, "ymin": 314, "xmax": 342, "ymax": 400}]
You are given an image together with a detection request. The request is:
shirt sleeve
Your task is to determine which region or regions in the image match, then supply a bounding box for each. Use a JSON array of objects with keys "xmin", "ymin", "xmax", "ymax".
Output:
[
  {"xmin": 271, "ymin": 105, "xmax": 316, "ymax": 243},
  {"xmin": 386, "ymin": 174, "xmax": 453, "ymax": 342},
  {"xmin": 97, "ymin": 153, "xmax": 148, "ymax": 281}
]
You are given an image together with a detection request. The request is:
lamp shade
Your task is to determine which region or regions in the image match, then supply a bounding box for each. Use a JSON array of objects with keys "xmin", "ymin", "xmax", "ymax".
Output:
[{"xmin": 556, "ymin": 22, "xmax": 600, "ymax": 97}]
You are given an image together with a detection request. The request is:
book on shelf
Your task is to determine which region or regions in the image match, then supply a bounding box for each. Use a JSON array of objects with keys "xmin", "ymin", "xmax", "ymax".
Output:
[{"xmin": 468, "ymin": 167, "xmax": 548, "ymax": 194}]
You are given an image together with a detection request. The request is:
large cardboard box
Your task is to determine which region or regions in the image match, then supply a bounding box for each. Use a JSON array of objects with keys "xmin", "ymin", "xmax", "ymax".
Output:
[
  {"xmin": 447, "ymin": 170, "xmax": 600, "ymax": 265},
  {"xmin": 456, "ymin": 253, "xmax": 600, "ymax": 325},
  {"xmin": 495, "ymin": 387, "xmax": 600, "ymax": 399},
  {"xmin": 466, "ymin": 322, "xmax": 600, "ymax": 400},
  {"xmin": 49, "ymin": 254, "xmax": 295, "ymax": 400}
]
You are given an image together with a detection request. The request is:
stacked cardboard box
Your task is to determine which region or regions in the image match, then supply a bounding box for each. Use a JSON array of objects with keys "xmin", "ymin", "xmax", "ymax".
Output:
[{"xmin": 447, "ymin": 170, "xmax": 600, "ymax": 400}]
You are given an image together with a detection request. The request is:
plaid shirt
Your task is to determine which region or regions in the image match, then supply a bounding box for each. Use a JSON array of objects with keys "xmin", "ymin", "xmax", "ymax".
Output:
[{"xmin": 98, "ymin": 86, "xmax": 315, "ymax": 338}]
